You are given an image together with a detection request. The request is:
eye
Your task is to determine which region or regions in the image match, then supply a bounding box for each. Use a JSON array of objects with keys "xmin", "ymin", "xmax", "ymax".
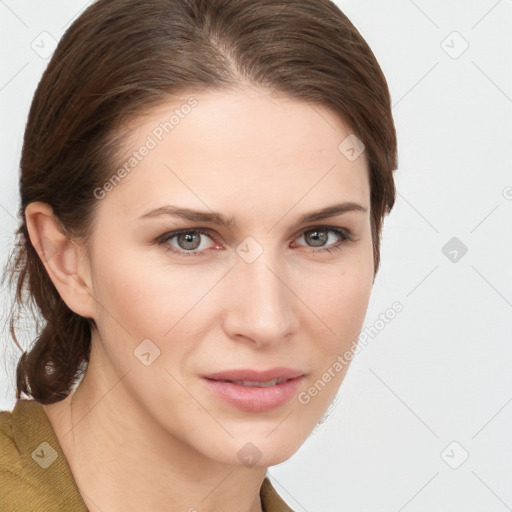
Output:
[
  {"xmin": 158, "ymin": 229, "xmax": 216, "ymax": 257},
  {"xmin": 293, "ymin": 226, "xmax": 353, "ymax": 254},
  {"xmin": 157, "ymin": 226, "xmax": 353, "ymax": 257}
]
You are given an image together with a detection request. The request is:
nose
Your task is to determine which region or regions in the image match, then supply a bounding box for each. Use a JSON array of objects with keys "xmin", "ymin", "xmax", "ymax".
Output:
[{"xmin": 222, "ymin": 245, "xmax": 296, "ymax": 348}]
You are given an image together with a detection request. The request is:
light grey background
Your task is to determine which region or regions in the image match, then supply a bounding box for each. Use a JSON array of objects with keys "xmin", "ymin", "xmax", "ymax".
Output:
[{"xmin": 1, "ymin": 1, "xmax": 511, "ymax": 511}]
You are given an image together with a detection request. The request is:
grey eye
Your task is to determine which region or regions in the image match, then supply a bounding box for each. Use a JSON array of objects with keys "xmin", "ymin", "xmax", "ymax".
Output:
[
  {"xmin": 176, "ymin": 232, "xmax": 202, "ymax": 250},
  {"xmin": 304, "ymin": 228, "xmax": 329, "ymax": 247}
]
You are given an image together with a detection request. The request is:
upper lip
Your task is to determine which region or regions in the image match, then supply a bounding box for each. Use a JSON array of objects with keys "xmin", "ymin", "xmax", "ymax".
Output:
[{"xmin": 203, "ymin": 367, "xmax": 305, "ymax": 382}]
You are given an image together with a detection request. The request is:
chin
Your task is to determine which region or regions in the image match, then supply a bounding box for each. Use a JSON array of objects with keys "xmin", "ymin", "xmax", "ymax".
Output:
[{"xmin": 220, "ymin": 430, "xmax": 306, "ymax": 468}]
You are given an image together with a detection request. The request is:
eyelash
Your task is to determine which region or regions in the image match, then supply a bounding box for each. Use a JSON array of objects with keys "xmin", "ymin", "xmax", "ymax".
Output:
[{"xmin": 156, "ymin": 226, "xmax": 353, "ymax": 258}]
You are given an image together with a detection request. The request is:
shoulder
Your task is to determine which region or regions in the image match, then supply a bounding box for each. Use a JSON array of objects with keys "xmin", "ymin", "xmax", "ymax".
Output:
[
  {"xmin": 0, "ymin": 399, "xmax": 88, "ymax": 512},
  {"xmin": 260, "ymin": 475, "xmax": 295, "ymax": 512},
  {"xmin": 0, "ymin": 401, "xmax": 53, "ymax": 510},
  {"xmin": 0, "ymin": 400, "xmax": 44, "ymax": 476}
]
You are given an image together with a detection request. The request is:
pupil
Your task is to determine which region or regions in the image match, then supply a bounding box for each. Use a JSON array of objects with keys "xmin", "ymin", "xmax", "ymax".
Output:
[
  {"xmin": 178, "ymin": 232, "xmax": 200, "ymax": 250},
  {"xmin": 307, "ymin": 229, "xmax": 327, "ymax": 247}
]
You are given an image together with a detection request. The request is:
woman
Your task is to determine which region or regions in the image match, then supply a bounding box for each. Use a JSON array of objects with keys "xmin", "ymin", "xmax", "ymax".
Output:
[{"xmin": 0, "ymin": 0, "xmax": 397, "ymax": 510}]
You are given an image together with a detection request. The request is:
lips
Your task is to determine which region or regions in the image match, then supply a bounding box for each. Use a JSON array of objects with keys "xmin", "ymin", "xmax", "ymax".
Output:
[
  {"xmin": 202, "ymin": 373, "xmax": 305, "ymax": 412},
  {"xmin": 202, "ymin": 367, "xmax": 305, "ymax": 383}
]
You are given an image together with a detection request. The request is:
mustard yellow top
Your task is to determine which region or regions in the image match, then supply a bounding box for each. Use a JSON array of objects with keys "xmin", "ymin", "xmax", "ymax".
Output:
[{"xmin": 0, "ymin": 399, "xmax": 294, "ymax": 512}]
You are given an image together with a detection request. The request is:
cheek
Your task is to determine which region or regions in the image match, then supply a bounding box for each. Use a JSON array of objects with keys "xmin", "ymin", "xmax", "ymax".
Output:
[
  {"xmin": 91, "ymin": 247, "xmax": 217, "ymax": 341},
  {"xmin": 329, "ymin": 271, "xmax": 372, "ymax": 333},
  {"xmin": 89, "ymin": 248, "xmax": 168, "ymax": 336},
  {"xmin": 296, "ymin": 263, "xmax": 373, "ymax": 412},
  {"xmin": 302, "ymin": 252, "xmax": 374, "ymax": 352}
]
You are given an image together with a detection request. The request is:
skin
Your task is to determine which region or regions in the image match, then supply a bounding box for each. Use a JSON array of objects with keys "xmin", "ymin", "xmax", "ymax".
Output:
[{"xmin": 26, "ymin": 85, "xmax": 374, "ymax": 512}]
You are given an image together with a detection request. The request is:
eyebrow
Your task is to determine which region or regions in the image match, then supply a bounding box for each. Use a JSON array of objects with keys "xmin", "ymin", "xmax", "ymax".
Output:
[{"xmin": 138, "ymin": 201, "xmax": 367, "ymax": 227}]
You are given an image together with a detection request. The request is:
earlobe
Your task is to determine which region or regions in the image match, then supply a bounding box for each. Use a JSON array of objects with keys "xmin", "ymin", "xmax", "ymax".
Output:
[{"xmin": 24, "ymin": 201, "xmax": 95, "ymax": 319}]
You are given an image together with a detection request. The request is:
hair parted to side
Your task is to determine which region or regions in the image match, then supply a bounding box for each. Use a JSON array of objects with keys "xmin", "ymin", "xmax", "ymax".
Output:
[{"xmin": 2, "ymin": 0, "xmax": 398, "ymax": 405}]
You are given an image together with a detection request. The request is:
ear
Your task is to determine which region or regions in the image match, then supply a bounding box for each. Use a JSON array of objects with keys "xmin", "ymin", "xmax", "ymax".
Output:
[{"xmin": 24, "ymin": 201, "xmax": 96, "ymax": 319}]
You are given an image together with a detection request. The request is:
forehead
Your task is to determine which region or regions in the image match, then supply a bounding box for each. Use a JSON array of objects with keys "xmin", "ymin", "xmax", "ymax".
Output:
[{"xmin": 101, "ymin": 87, "xmax": 370, "ymax": 222}]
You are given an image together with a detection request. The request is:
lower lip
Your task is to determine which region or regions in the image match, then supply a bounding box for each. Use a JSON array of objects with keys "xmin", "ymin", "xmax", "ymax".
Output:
[{"xmin": 202, "ymin": 376, "xmax": 304, "ymax": 412}]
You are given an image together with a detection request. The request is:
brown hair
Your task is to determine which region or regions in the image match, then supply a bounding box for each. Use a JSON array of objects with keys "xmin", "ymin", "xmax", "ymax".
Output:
[{"xmin": 2, "ymin": 0, "xmax": 398, "ymax": 405}]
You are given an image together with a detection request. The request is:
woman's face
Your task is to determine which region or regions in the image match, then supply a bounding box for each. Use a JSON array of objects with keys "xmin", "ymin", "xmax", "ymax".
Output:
[{"xmin": 82, "ymin": 86, "xmax": 374, "ymax": 467}]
